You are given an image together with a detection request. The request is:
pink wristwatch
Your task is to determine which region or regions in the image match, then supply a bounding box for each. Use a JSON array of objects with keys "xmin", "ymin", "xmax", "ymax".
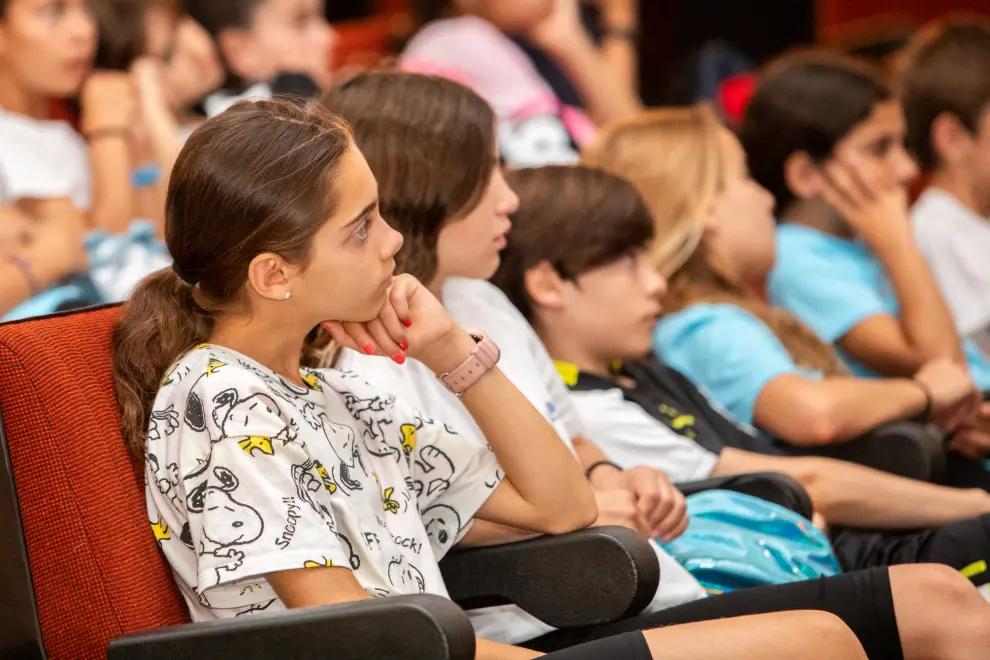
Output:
[{"xmin": 438, "ymin": 330, "xmax": 500, "ymax": 395}]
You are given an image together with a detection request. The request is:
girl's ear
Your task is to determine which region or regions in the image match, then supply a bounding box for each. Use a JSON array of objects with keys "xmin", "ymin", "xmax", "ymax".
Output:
[
  {"xmin": 783, "ymin": 150, "xmax": 823, "ymax": 201},
  {"xmin": 247, "ymin": 253, "xmax": 296, "ymax": 302},
  {"xmin": 931, "ymin": 111, "xmax": 973, "ymax": 168},
  {"xmin": 524, "ymin": 260, "xmax": 567, "ymax": 311}
]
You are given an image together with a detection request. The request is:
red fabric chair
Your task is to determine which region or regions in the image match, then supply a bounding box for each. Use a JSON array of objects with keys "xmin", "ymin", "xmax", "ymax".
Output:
[{"xmin": 0, "ymin": 306, "xmax": 188, "ymax": 659}]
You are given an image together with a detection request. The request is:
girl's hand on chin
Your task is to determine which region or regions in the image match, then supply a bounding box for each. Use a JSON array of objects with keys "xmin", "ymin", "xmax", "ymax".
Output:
[{"xmin": 321, "ymin": 274, "xmax": 475, "ymax": 371}]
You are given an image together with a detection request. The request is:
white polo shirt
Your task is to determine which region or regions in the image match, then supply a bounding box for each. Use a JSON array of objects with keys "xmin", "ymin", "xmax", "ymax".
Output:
[{"xmin": 912, "ymin": 187, "xmax": 990, "ymax": 338}]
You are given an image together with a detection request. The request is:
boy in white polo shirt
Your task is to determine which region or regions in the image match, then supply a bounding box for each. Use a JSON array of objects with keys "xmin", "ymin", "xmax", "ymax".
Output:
[{"xmin": 902, "ymin": 19, "xmax": 990, "ymax": 353}]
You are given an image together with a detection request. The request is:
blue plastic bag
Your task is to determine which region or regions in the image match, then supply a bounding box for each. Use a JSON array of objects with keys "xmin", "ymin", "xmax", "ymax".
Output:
[{"xmin": 658, "ymin": 490, "xmax": 840, "ymax": 595}]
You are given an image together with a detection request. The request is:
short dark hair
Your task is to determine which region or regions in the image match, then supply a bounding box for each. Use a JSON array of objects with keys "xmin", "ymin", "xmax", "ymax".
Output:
[
  {"xmin": 900, "ymin": 19, "xmax": 990, "ymax": 169},
  {"xmin": 739, "ymin": 50, "xmax": 892, "ymax": 213},
  {"xmin": 491, "ymin": 166, "xmax": 655, "ymax": 321},
  {"xmin": 321, "ymin": 71, "xmax": 497, "ymax": 283}
]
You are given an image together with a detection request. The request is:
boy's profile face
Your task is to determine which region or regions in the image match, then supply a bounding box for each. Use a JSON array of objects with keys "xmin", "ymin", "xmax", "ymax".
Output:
[{"xmin": 550, "ymin": 249, "xmax": 667, "ymax": 363}]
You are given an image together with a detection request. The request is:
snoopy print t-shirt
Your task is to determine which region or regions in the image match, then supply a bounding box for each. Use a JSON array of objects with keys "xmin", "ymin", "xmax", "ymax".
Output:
[{"xmin": 145, "ymin": 344, "xmax": 503, "ymax": 620}]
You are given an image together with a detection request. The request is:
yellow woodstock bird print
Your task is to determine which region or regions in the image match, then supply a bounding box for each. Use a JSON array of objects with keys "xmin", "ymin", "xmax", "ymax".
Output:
[
  {"xmin": 206, "ymin": 359, "xmax": 226, "ymax": 376},
  {"xmin": 304, "ymin": 558, "xmax": 334, "ymax": 568},
  {"xmin": 151, "ymin": 517, "xmax": 171, "ymax": 545},
  {"xmin": 238, "ymin": 436, "xmax": 274, "ymax": 456},
  {"xmin": 301, "ymin": 372, "xmax": 322, "ymax": 391},
  {"xmin": 314, "ymin": 460, "xmax": 337, "ymax": 493},
  {"xmin": 374, "ymin": 472, "xmax": 401, "ymax": 514},
  {"xmin": 400, "ymin": 424, "xmax": 417, "ymax": 456}
]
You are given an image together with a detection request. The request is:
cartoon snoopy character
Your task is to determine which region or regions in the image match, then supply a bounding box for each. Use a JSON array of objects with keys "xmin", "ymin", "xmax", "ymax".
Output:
[
  {"xmin": 186, "ymin": 466, "xmax": 264, "ymax": 587},
  {"xmin": 317, "ymin": 412, "xmax": 364, "ymax": 494},
  {"xmin": 422, "ymin": 504, "xmax": 462, "ymax": 553},
  {"xmin": 341, "ymin": 392, "xmax": 401, "ymax": 461},
  {"xmin": 211, "ymin": 389, "xmax": 298, "ymax": 445},
  {"xmin": 413, "ymin": 446, "xmax": 455, "ymax": 498},
  {"xmin": 387, "ymin": 555, "xmax": 425, "ymax": 594}
]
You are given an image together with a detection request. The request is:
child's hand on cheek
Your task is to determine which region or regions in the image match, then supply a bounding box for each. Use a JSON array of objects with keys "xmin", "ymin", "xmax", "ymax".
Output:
[{"xmin": 322, "ymin": 274, "xmax": 474, "ymax": 371}]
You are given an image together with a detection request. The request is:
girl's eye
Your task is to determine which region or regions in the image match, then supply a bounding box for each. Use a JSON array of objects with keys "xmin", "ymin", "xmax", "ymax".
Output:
[{"xmin": 354, "ymin": 217, "xmax": 372, "ymax": 242}]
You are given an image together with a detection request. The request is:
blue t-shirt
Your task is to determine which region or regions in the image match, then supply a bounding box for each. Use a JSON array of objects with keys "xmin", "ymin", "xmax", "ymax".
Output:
[
  {"xmin": 769, "ymin": 224, "xmax": 990, "ymax": 390},
  {"xmin": 654, "ymin": 304, "xmax": 822, "ymax": 427}
]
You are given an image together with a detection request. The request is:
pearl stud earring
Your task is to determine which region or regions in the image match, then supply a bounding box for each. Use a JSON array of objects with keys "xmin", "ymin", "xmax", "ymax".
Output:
[{"xmin": 284, "ymin": 291, "xmax": 292, "ymax": 300}]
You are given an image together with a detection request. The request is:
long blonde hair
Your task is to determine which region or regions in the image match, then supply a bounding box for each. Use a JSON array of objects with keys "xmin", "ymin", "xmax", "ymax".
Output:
[{"xmin": 583, "ymin": 105, "xmax": 846, "ymax": 375}]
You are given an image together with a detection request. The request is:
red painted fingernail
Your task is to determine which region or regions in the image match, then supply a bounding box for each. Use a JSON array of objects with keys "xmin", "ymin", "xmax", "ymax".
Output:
[
  {"xmin": 399, "ymin": 341, "xmax": 409, "ymax": 351},
  {"xmin": 402, "ymin": 320, "xmax": 412, "ymax": 328},
  {"xmin": 392, "ymin": 353, "xmax": 406, "ymax": 365},
  {"xmin": 362, "ymin": 344, "xmax": 375, "ymax": 355}
]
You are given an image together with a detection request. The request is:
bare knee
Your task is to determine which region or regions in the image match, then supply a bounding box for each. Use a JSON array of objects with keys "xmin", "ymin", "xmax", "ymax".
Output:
[{"xmin": 890, "ymin": 564, "xmax": 990, "ymax": 660}]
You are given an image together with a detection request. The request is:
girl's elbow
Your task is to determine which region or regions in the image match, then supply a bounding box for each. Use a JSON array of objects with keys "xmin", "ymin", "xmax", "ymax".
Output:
[{"xmin": 544, "ymin": 490, "xmax": 598, "ymax": 535}]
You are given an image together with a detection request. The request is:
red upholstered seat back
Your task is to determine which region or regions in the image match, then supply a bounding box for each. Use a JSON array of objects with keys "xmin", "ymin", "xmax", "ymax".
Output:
[{"xmin": 0, "ymin": 306, "xmax": 188, "ymax": 660}]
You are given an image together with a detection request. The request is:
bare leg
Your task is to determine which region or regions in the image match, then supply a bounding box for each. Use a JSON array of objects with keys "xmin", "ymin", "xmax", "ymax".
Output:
[
  {"xmin": 889, "ymin": 564, "xmax": 990, "ymax": 660},
  {"xmin": 642, "ymin": 611, "xmax": 866, "ymax": 660}
]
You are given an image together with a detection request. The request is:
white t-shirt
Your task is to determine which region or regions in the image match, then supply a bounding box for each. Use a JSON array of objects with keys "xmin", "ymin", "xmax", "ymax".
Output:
[
  {"xmin": 0, "ymin": 108, "xmax": 91, "ymax": 209},
  {"xmin": 340, "ymin": 277, "xmax": 707, "ymax": 643},
  {"xmin": 912, "ymin": 187, "xmax": 990, "ymax": 337},
  {"xmin": 203, "ymin": 83, "xmax": 273, "ymax": 118},
  {"xmin": 571, "ymin": 388, "xmax": 720, "ymax": 483},
  {"xmin": 146, "ymin": 344, "xmax": 502, "ymax": 621}
]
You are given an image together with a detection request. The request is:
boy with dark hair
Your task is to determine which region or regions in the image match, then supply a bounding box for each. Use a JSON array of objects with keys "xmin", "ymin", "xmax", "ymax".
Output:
[{"xmin": 902, "ymin": 19, "xmax": 990, "ymax": 352}]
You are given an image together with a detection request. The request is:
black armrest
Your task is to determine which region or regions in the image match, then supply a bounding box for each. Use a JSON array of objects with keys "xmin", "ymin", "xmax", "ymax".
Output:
[
  {"xmin": 676, "ymin": 471, "xmax": 814, "ymax": 519},
  {"xmin": 440, "ymin": 526, "xmax": 658, "ymax": 628},
  {"xmin": 776, "ymin": 421, "xmax": 945, "ymax": 482},
  {"xmin": 107, "ymin": 594, "xmax": 475, "ymax": 660}
]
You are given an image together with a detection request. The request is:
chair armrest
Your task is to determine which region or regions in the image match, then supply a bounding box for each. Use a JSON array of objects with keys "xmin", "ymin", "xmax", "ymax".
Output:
[
  {"xmin": 106, "ymin": 594, "xmax": 475, "ymax": 660},
  {"xmin": 676, "ymin": 472, "xmax": 814, "ymax": 519},
  {"xmin": 777, "ymin": 421, "xmax": 945, "ymax": 482},
  {"xmin": 440, "ymin": 526, "xmax": 659, "ymax": 628}
]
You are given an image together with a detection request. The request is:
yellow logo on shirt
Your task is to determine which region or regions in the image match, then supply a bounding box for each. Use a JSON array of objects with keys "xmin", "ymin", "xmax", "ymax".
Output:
[
  {"xmin": 400, "ymin": 424, "xmax": 417, "ymax": 456},
  {"xmin": 238, "ymin": 436, "xmax": 274, "ymax": 456}
]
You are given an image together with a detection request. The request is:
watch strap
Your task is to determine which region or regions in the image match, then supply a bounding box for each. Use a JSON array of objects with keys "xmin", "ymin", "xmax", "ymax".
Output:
[{"xmin": 438, "ymin": 330, "xmax": 500, "ymax": 395}]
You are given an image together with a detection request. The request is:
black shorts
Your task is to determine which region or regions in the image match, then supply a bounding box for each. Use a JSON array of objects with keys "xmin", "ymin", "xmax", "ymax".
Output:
[
  {"xmin": 534, "ymin": 567, "xmax": 900, "ymax": 660},
  {"xmin": 831, "ymin": 513, "xmax": 990, "ymax": 586}
]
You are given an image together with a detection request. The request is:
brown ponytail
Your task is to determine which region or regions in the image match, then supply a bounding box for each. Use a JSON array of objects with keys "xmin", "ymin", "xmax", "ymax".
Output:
[
  {"xmin": 112, "ymin": 98, "xmax": 352, "ymax": 457},
  {"xmin": 113, "ymin": 269, "xmax": 213, "ymax": 455}
]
